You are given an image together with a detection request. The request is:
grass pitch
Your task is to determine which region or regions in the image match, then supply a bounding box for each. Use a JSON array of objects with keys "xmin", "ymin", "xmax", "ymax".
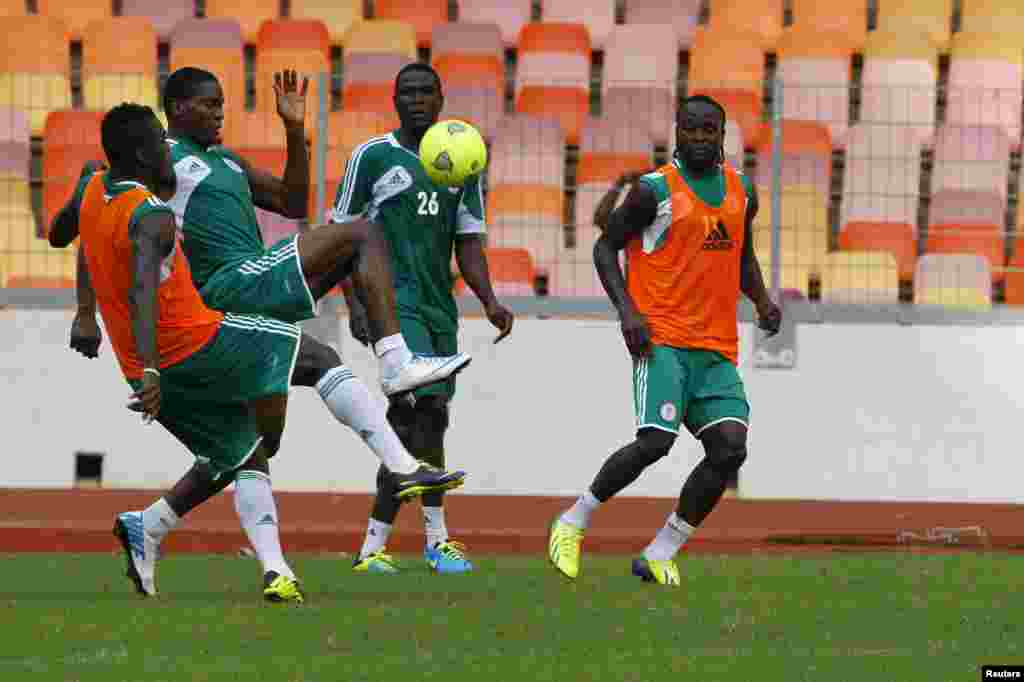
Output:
[{"xmin": 0, "ymin": 552, "xmax": 1020, "ymax": 680}]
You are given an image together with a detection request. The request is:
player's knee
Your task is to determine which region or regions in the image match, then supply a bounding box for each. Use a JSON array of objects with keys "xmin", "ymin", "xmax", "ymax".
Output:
[
  {"xmin": 292, "ymin": 334, "xmax": 342, "ymax": 386},
  {"xmin": 701, "ymin": 422, "xmax": 748, "ymax": 474},
  {"xmin": 637, "ymin": 428, "xmax": 676, "ymax": 464}
]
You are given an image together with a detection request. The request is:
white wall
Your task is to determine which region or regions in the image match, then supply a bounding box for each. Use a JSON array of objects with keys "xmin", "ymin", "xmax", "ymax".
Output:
[{"xmin": 3, "ymin": 309, "xmax": 1023, "ymax": 503}]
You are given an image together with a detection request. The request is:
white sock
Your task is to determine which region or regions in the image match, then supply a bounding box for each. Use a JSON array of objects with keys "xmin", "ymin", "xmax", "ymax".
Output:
[
  {"xmin": 423, "ymin": 506, "xmax": 448, "ymax": 548},
  {"xmin": 359, "ymin": 518, "xmax": 392, "ymax": 559},
  {"xmin": 560, "ymin": 490, "xmax": 601, "ymax": 530},
  {"xmin": 142, "ymin": 497, "xmax": 180, "ymax": 544},
  {"xmin": 316, "ymin": 366, "xmax": 419, "ymax": 474},
  {"xmin": 233, "ymin": 470, "xmax": 294, "ymax": 579},
  {"xmin": 642, "ymin": 512, "xmax": 695, "ymax": 562},
  {"xmin": 374, "ymin": 333, "xmax": 413, "ymax": 377}
]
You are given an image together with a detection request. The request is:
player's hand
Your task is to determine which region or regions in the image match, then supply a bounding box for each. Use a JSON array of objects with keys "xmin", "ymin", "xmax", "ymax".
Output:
[
  {"xmin": 127, "ymin": 371, "xmax": 161, "ymax": 424},
  {"xmin": 80, "ymin": 160, "xmax": 107, "ymax": 178},
  {"xmin": 756, "ymin": 298, "xmax": 782, "ymax": 337},
  {"xmin": 349, "ymin": 305, "xmax": 371, "ymax": 347},
  {"xmin": 70, "ymin": 311, "xmax": 103, "ymax": 359},
  {"xmin": 620, "ymin": 306, "xmax": 653, "ymax": 357},
  {"xmin": 485, "ymin": 300, "xmax": 514, "ymax": 344},
  {"xmin": 273, "ymin": 69, "xmax": 309, "ymax": 131}
]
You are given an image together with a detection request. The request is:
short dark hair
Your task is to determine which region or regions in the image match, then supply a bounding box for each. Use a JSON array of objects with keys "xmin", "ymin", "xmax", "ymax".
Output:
[
  {"xmin": 163, "ymin": 67, "xmax": 219, "ymax": 114},
  {"xmin": 394, "ymin": 62, "xmax": 442, "ymax": 95},
  {"xmin": 101, "ymin": 103, "xmax": 159, "ymax": 171},
  {"xmin": 679, "ymin": 94, "xmax": 726, "ymax": 126}
]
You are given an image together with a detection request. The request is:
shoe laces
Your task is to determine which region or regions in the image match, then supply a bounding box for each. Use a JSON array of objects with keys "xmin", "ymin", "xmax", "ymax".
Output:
[
  {"xmin": 435, "ymin": 540, "xmax": 468, "ymax": 560},
  {"xmin": 556, "ymin": 523, "xmax": 583, "ymax": 554}
]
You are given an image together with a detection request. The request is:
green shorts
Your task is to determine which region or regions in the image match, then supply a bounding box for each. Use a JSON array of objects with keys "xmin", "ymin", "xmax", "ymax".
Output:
[
  {"xmin": 633, "ymin": 345, "xmax": 750, "ymax": 437},
  {"xmin": 199, "ymin": 236, "xmax": 317, "ymax": 324},
  {"xmin": 400, "ymin": 312, "xmax": 458, "ymax": 401},
  {"xmin": 128, "ymin": 313, "xmax": 301, "ymax": 480}
]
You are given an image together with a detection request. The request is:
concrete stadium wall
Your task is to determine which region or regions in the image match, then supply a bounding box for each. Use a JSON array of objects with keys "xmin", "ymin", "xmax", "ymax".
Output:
[{"xmin": 2, "ymin": 309, "xmax": 1022, "ymax": 503}]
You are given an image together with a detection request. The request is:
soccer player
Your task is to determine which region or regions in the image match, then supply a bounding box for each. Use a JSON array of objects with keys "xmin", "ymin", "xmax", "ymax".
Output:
[
  {"xmin": 548, "ymin": 95, "xmax": 782, "ymax": 586},
  {"xmin": 332, "ymin": 63, "xmax": 514, "ymax": 575}
]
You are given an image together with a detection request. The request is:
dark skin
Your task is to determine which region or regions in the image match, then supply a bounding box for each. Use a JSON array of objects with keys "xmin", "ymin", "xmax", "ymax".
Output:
[
  {"xmin": 593, "ymin": 169, "xmax": 649, "ymax": 233},
  {"xmin": 344, "ymin": 69, "xmax": 514, "ymax": 346}
]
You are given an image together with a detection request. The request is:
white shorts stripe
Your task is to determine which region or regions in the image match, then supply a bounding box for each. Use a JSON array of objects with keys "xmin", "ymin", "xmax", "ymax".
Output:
[
  {"xmin": 236, "ymin": 245, "xmax": 297, "ymax": 275},
  {"xmin": 221, "ymin": 315, "xmax": 301, "ymax": 340},
  {"xmin": 224, "ymin": 313, "xmax": 302, "ymax": 337}
]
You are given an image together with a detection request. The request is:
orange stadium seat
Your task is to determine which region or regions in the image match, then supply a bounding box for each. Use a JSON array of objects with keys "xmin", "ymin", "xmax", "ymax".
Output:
[
  {"xmin": 776, "ymin": 26, "xmax": 854, "ymax": 145},
  {"xmin": 515, "ymin": 23, "xmax": 591, "ymax": 145},
  {"xmin": 0, "ymin": 15, "xmax": 71, "ymax": 136},
  {"xmin": 946, "ymin": 31, "xmax": 1023, "ymax": 144},
  {"xmin": 342, "ymin": 52, "xmax": 413, "ymax": 112},
  {"xmin": 932, "ymin": 125, "xmax": 1011, "ymax": 199},
  {"xmin": 575, "ymin": 114, "xmax": 651, "ymax": 235},
  {"xmin": 1003, "ymin": 249, "xmax": 1024, "ymax": 305},
  {"xmin": 289, "ymin": 0, "xmax": 362, "ymax": 46},
  {"xmin": 343, "ymin": 20, "xmax": 417, "ymax": 59},
  {"xmin": 169, "ymin": 18, "xmax": 246, "ymax": 147},
  {"xmin": 876, "ymin": 0, "xmax": 952, "ymax": 51},
  {"xmin": 0, "ymin": 0, "xmax": 25, "ymax": 17},
  {"xmin": 790, "ymin": 0, "xmax": 867, "ymax": 51},
  {"xmin": 374, "ymin": 0, "xmax": 447, "ymax": 48},
  {"xmin": 458, "ymin": 0, "xmax": 530, "ymax": 48},
  {"xmin": 860, "ymin": 29, "xmax": 938, "ymax": 146},
  {"xmin": 42, "ymin": 111, "xmax": 105, "ymax": 231},
  {"xmin": 839, "ymin": 221, "xmax": 916, "ymax": 281},
  {"xmin": 255, "ymin": 19, "xmax": 330, "ymax": 135},
  {"xmin": 914, "ymin": 254, "xmax": 992, "ymax": 309},
  {"xmin": 688, "ymin": 28, "xmax": 766, "ymax": 145},
  {"xmin": 120, "ymin": 0, "xmax": 194, "ymax": 42},
  {"xmin": 542, "ymin": 0, "xmax": 615, "ymax": 50},
  {"xmin": 36, "ymin": 0, "xmax": 109, "ymax": 42},
  {"xmin": 755, "ymin": 120, "xmax": 832, "ymax": 194},
  {"xmin": 706, "ymin": 0, "xmax": 783, "ymax": 50},
  {"xmin": 82, "ymin": 17, "xmax": 158, "ymax": 112},
  {"xmin": 624, "ymin": 0, "xmax": 701, "ymax": 48},
  {"xmin": 454, "ymin": 247, "xmax": 536, "ymax": 297},
  {"xmin": 205, "ymin": 0, "xmax": 278, "ymax": 45}
]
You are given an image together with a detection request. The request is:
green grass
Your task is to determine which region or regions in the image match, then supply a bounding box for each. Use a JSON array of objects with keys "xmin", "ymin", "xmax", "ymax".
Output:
[{"xmin": 0, "ymin": 552, "xmax": 1021, "ymax": 681}]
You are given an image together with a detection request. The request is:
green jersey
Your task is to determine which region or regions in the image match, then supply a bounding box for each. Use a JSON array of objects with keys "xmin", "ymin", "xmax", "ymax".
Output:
[
  {"xmin": 166, "ymin": 135, "xmax": 264, "ymax": 288},
  {"xmin": 330, "ymin": 131, "xmax": 486, "ymax": 328}
]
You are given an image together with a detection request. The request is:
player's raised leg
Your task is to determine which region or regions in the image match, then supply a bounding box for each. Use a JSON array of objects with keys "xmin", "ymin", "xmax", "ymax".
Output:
[{"xmin": 295, "ymin": 220, "xmax": 471, "ymax": 396}]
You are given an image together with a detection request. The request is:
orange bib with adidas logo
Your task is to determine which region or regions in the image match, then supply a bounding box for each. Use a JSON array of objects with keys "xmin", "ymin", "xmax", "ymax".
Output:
[{"xmin": 626, "ymin": 162, "xmax": 747, "ymax": 363}]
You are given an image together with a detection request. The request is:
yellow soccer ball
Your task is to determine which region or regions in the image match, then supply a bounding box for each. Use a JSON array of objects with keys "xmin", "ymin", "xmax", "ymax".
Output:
[{"xmin": 419, "ymin": 119, "xmax": 488, "ymax": 187}]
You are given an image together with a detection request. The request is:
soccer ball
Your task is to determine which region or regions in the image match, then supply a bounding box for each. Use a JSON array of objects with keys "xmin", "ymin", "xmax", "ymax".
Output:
[{"xmin": 419, "ymin": 119, "xmax": 488, "ymax": 187}]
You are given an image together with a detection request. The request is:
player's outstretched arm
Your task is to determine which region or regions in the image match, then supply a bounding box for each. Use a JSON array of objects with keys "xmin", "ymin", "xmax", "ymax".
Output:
[
  {"xmin": 127, "ymin": 211, "xmax": 176, "ymax": 422},
  {"xmin": 739, "ymin": 186, "xmax": 781, "ymax": 336},
  {"xmin": 595, "ymin": 182, "xmax": 657, "ymax": 357},
  {"xmin": 455, "ymin": 234, "xmax": 514, "ymax": 343},
  {"xmin": 50, "ymin": 160, "xmax": 107, "ymax": 248}
]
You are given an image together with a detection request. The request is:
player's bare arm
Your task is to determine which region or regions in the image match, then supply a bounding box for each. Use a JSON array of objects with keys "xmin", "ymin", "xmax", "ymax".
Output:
[
  {"xmin": 240, "ymin": 70, "xmax": 310, "ymax": 220},
  {"xmin": 739, "ymin": 185, "xmax": 781, "ymax": 337},
  {"xmin": 48, "ymin": 161, "xmax": 106, "ymax": 248},
  {"xmin": 593, "ymin": 170, "xmax": 647, "ymax": 232},
  {"xmin": 71, "ymin": 249, "xmax": 103, "ymax": 358},
  {"xmin": 126, "ymin": 210, "xmax": 176, "ymax": 422},
  {"xmin": 455, "ymin": 234, "xmax": 514, "ymax": 344},
  {"xmin": 594, "ymin": 181, "xmax": 658, "ymax": 357}
]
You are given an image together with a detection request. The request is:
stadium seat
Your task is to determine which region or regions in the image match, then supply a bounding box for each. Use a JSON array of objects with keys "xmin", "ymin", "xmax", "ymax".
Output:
[
  {"xmin": 342, "ymin": 52, "xmax": 413, "ymax": 112},
  {"xmin": 924, "ymin": 228, "xmax": 1005, "ymax": 282},
  {"xmin": 932, "ymin": 125, "xmax": 1011, "ymax": 200},
  {"xmin": 914, "ymin": 254, "xmax": 992, "ymax": 309},
  {"xmin": 454, "ymin": 247, "xmax": 536, "ymax": 297},
  {"xmin": 623, "ymin": 0, "xmax": 700, "ymax": 48},
  {"xmin": 432, "ymin": 21, "xmax": 504, "ymax": 63},
  {"xmin": 576, "ymin": 116, "xmax": 652, "ymax": 235},
  {"xmin": 820, "ymin": 252, "xmax": 900, "ymax": 304},
  {"xmin": 458, "ymin": 0, "xmax": 531, "ymax": 48},
  {"xmin": 515, "ymin": 23, "xmax": 591, "ymax": 145},
  {"xmin": 790, "ymin": 0, "xmax": 867, "ymax": 51},
  {"xmin": 603, "ymin": 24, "xmax": 677, "ymax": 106},
  {"xmin": 0, "ymin": 108, "xmax": 30, "ymax": 180},
  {"xmin": 374, "ymin": 0, "xmax": 447, "ymax": 48},
  {"xmin": 839, "ymin": 221, "xmax": 916, "ymax": 281},
  {"xmin": 776, "ymin": 27, "xmax": 854, "ymax": 145},
  {"xmin": 487, "ymin": 216, "xmax": 564, "ymax": 267},
  {"xmin": 755, "ymin": 121, "xmax": 833, "ymax": 195},
  {"xmin": 36, "ymin": 0, "xmax": 109, "ymax": 42},
  {"xmin": 541, "ymin": 0, "xmax": 615, "ymax": 50},
  {"xmin": 946, "ymin": 31, "xmax": 1022, "ymax": 144},
  {"xmin": 753, "ymin": 185, "xmax": 830, "ymax": 269},
  {"xmin": 121, "ymin": 0, "xmax": 194, "ymax": 42},
  {"xmin": 432, "ymin": 23, "xmax": 505, "ymax": 137},
  {"xmin": 960, "ymin": 0, "xmax": 1024, "ymax": 34},
  {"xmin": 82, "ymin": 17, "xmax": 158, "ymax": 112},
  {"xmin": 706, "ymin": 0, "xmax": 784, "ymax": 50},
  {"xmin": 1003, "ymin": 249, "xmax": 1024, "ymax": 305},
  {"xmin": 754, "ymin": 248, "xmax": 817, "ymax": 297},
  {"xmin": 255, "ymin": 20, "xmax": 330, "ymax": 132},
  {"xmin": 169, "ymin": 18, "xmax": 246, "ymax": 147},
  {"xmin": 342, "ymin": 20, "xmax": 417, "ymax": 59},
  {"xmin": 42, "ymin": 110, "xmax": 105, "ymax": 230},
  {"xmin": 875, "ymin": 0, "xmax": 952, "ymax": 50},
  {"xmin": 205, "ymin": 0, "xmax": 278, "ymax": 45},
  {"xmin": 0, "ymin": 177, "xmax": 31, "ymax": 216},
  {"xmin": 489, "ymin": 115, "xmax": 565, "ymax": 188},
  {"xmin": 860, "ymin": 30, "xmax": 938, "ymax": 146},
  {"xmin": 0, "ymin": 15, "xmax": 71, "ymax": 136},
  {"xmin": 688, "ymin": 28, "xmax": 765, "ymax": 145},
  {"xmin": 0, "ymin": 209, "xmax": 75, "ymax": 286},
  {"xmin": 929, "ymin": 190, "xmax": 1005, "ymax": 229},
  {"xmin": 289, "ymin": 0, "xmax": 361, "ymax": 46},
  {"xmin": 840, "ymin": 124, "xmax": 922, "ymax": 231},
  {"xmin": 440, "ymin": 86, "xmax": 504, "ymax": 140},
  {"xmin": 603, "ymin": 87, "xmax": 674, "ymax": 150}
]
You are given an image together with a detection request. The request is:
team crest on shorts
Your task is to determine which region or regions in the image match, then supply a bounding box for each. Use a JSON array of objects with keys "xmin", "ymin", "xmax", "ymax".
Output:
[
  {"xmin": 660, "ymin": 402, "xmax": 677, "ymax": 422},
  {"xmin": 222, "ymin": 158, "xmax": 244, "ymax": 174}
]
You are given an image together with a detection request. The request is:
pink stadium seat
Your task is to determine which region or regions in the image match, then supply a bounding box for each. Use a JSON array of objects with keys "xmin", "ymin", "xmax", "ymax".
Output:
[
  {"xmin": 0, "ymin": 108, "xmax": 30, "ymax": 178},
  {"xmin": 755, "ymin": 121, "xmax": 833, "ymax": 195},
  {"xmin": 929, "ymin": 190, "xmax": 1005, "ymax": 229},
  {"xmin": 342, "ymin": 52, "xmax": 413, "ymax": 110},
  {"xmin": 776, "ymin": 28, "xmax": 854, "ymax": 145},
  {"xmin": 36, "ymin": 0, "xmax": 109, "ymax": 42},
  {"xmin": 432, "ymin": 24, "xmax": 504, "ymax": 138},
  {"xmin": 432, "ymin": 22, "xmax": 504, "ymax": 62},
  {"xmin": 624, "ymin": 0, "xmax": 700, "ymax": 48},
  {"xmin": 860, "ymin": 30, "xmax": 938, "ymax": 146},
  {"xmin": 840, "ymin": 124, "xmax": 922, "ymax": 229},
  {"xmin": 515, "ymin": 23, "xmax": 591, "ymax": 145},
  {"xmin": 121, "ymin": 0, "xmax": 195, "ymax": 42},
  {"xmin": 489, "ymin": 115, "xmax": 565, "ymax": 188},
  {"xmin": 542, "ymin": 0, "xmax": 615, "ymax": 49},
  {"xmin": 440, "ymin": 86, "xmax": 503, "ymax": 140},
  {"xmin": 602, "ymin": 25, "xmax": 677, "ymax": 97},
  {"xmin": 458, "ymin": 0, "xmax": 531, "ymax": 48},
  {"xmin": 603, "ymin": 88, "xmax": 674, "ymax": 149},
  {"xmin": 486, "ymin": 215, "xmax": 564, "ymax": 265},
  {"xmin": 932, "ymin": 125, "xmax": 1011, "ymax": 199},
  {"xmin": 205, "ymin": 0, "xmax": 278, "ymax": 45},
  {"xmin": 946, "ymin": 32, "xmax": 1022, "ymax": 144}
]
